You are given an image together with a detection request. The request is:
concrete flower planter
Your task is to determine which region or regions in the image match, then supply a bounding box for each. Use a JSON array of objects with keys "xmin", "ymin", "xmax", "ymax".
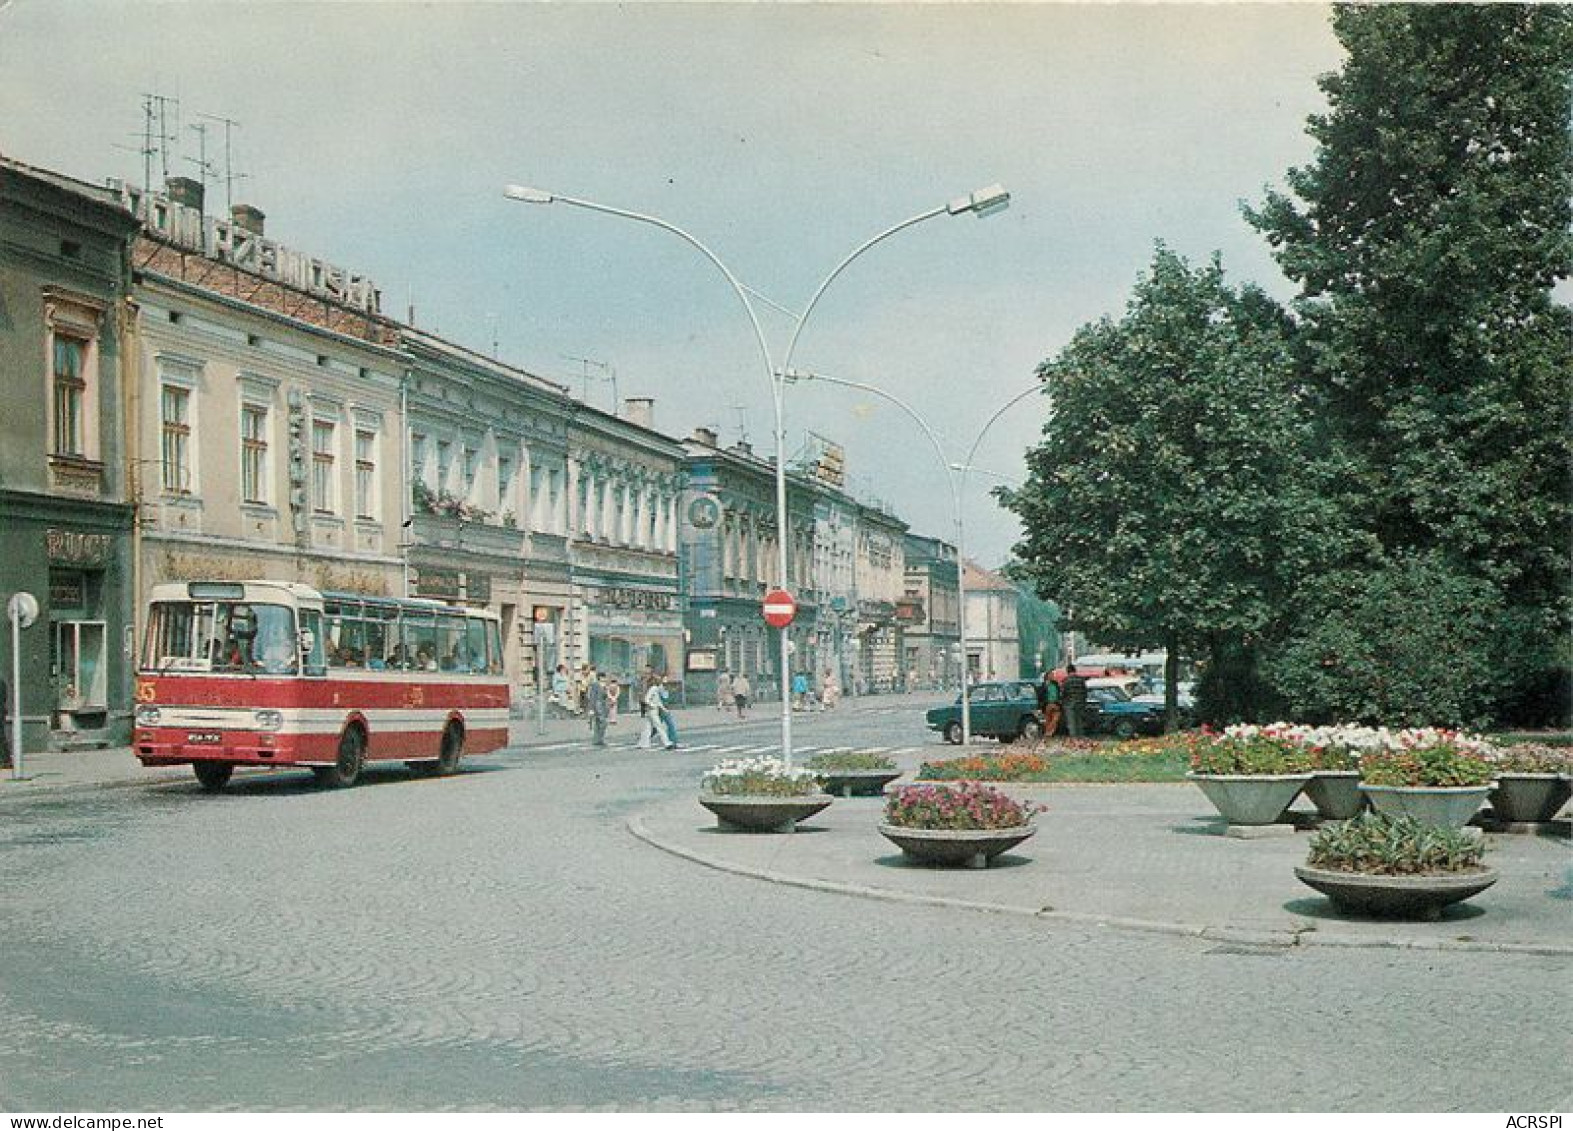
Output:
[
  {"xmin": 1488, "ymin": 774, "xmax": 1573, "ymax": 824},
  {"xmin": 877, "ymin": 822, "xmax": 1036, "ymax": 869},
  {"xmin": 814, "ymin": 769, "xmax": 903, "ymax": 798},
  {"xmin": 1303, "ymin": 771, "xmax": 1367, "ymax": 821},
  {"xmin": 1186, "ymin": 772, "xmax": 1312, "ymax": 826},
  {"xmin": 698, "ymin": 792, "xmax": 833, "ymax": 833},
  {"xmin": 1359, "ymin": 783, "xmax": 1493, "ymax": 830},
  {"xmin": 1293, "ymin": 865, "xmax": 1500, "ymax": 921}
]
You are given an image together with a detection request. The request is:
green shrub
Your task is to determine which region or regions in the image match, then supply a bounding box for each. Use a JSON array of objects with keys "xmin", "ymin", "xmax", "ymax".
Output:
[
  {"xmin": 1306, "ymin": 813, "xmax": 1487, "ymax": 876},
  {"xmin": 805, "ymin": 751, "xmax": 897, "ymax": 772}
]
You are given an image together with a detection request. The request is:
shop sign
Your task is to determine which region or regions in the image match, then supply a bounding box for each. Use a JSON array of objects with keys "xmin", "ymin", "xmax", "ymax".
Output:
[
  {"xmin": 594, "ymin": 586, "xmax": 676, "ymax": 612},
  {"xmin": 49, "ymin": 571, "xmax": 85, "ymax": 609},
  {"xmin": 46, "ymin": 529, "xmax": 111, "ymax": 568},
  {"xmin": 417, "ymin": 568, "xmax": 461, "ymax": 600},
  {"xmin": 687, "ymin": 649, "xmax": 717, "ymax": 672}
]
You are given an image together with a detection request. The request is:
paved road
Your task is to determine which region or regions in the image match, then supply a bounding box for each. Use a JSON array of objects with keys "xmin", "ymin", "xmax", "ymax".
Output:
[{"xmin": 1, "ymin": 700, "xmax": 1568, "ymax": 1112}]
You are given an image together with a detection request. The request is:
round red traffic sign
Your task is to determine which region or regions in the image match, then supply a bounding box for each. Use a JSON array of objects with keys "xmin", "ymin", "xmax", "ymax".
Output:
[{"xmin": 762, "ymin": 589, "xmax": 796, "ymax": 628}]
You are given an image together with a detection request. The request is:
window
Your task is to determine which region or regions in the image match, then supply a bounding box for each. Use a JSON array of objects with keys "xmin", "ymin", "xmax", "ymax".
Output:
[
  {"xmin": 410, "ymin": 432, "xmax": 427, "ymax": 482},
  {"xmin": 497, "ymin": 454, "xmax": 513, "ymax": 513},
  {"xmin": 311, "ymin": 419, "xmax": 336, "ymax": 513},
  {"xmin": 52, "ymin": 337, "xmax": 87, "ymax": 456},
  {"xmin": 461, "ymin": 446, "xmax": 476, "ymax": 494},
  {"xmin": 354, "ymin": 428, "xmax": 376, "ymax": 519},
  {"xmin": 240, "ymin": 404, "xmax": 269, "ymax": 504},
  {"xmin": 436, "ymin": 439, "xmax": 452, "ymax": 487},
  {"xmin": 160, "ymin": 385, "xmax": 191, "ymax": 493}
]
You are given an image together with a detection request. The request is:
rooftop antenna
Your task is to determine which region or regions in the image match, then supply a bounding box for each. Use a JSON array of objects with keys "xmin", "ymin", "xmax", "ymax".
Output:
[
  {"xmin": 196, "ymin": 112, "xmax": 246, "ymax": 211},
  {"xmin": 112, "ymin": 96, "xmax": 160, "ymax": 204},
  {"xmin": 141, "ymin": 91, "xmax": 181, "ymax": 183},
  {"xmin": 562, "ymin": 354, "xmax": 617, "ymax": 414},
  {"xmin": 185, "ymin": 120, "xmax": 214, "ymax": 201},
  {"xmin": 729, "ymin": 404, "xmax": 750, "ymax": 445},
  {"xmin": 486, "ymin": 313, "xmax": 499, "ymax": 359}
]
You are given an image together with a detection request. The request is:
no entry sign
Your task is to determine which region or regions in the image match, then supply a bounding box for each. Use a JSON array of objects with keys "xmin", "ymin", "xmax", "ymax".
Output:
[{"xmin": 762, "ymin": 589, "xmax": 796, "ymax": 628}]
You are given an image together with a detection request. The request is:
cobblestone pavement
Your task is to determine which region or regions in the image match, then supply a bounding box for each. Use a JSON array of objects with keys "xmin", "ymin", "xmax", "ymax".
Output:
[{"xmin": 0, "ymin": 709, "xmax": 1569, "ymax": 1111}]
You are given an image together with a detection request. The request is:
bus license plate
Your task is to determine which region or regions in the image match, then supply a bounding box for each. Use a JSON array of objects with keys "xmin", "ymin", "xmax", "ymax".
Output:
[{"xmin": 186, "ymin": 731, "xmax": 223, "ymax": 744}]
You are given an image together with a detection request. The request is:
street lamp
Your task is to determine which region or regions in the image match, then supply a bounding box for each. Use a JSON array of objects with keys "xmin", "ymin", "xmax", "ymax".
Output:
[
  {"xmin": 782, "ymin": 368, "xmax": 1041, "ymax": 746},
  {"xmin": 504, "ymin": 182, "xmax": 1009, "ymax": 766}
]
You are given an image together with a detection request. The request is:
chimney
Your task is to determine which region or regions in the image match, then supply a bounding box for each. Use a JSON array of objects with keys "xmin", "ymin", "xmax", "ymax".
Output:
[
  {"xmin": 730, "ymin": 440, "xmax": 753, "ymax": 457},
  {"xmin": 165, "ymin": 176, "xmax": 204, "ymax": 213},
  {"xmin": 691, "ymin": 426, "xmax": 719, "ymax": 447},
  {"xmin": 623, "ymin": 397, "xmax": 655, "ymax": 430},
  {"xmin": 231, "ymin": 203, "xmax": 266, "ymax": 237}
]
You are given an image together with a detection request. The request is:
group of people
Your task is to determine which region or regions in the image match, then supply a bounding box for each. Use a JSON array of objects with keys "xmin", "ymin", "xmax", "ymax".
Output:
[
  {"xmin": 551, "ymin": 663, "xmax": 677, "ymax": 750},
  {"xmin": 1034, "ymin": 663, "xmax": 1090, "ymax": 738},
  {"xmin": 788, "ymin": 670, "xmax": 842, "ymax": 713}
]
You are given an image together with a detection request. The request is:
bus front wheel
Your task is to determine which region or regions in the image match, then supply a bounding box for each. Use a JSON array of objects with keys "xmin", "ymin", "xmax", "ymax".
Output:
[
  {"xmin": 193, "ymin": 761, "xmax": 233, "ymax": 791},
  {"xmin": 436, "ymin": 723, "xmax": 464, "ymax": 775},
  {"xmin": 314, "ymin": 727, "xmax": 365, "ymax": 788}
]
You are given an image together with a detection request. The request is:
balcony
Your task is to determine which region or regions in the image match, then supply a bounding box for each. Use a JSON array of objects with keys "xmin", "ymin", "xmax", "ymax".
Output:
[{"xmin": 410, "ymin": 513, "xmax": 525, "ymax": 561}]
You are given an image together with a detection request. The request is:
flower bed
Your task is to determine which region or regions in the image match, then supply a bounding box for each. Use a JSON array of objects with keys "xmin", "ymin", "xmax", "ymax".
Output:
[
  {"xmin": 1358, "ymin": 731, "xmax": 1496, "ymax": 788},
  {"xmin": 916, "ymin": 751, "xmax": 1049, "ymax": 782},
  {"xmin": 1492, "ymin": 743, "xmax": 1573, "ymax": 775},
  {"xmin": 885, "ymin": 781, "xmax": 1041, "ymax": 830},
  {"xmin": 1187, "ymin": 730, "xmax": 1314, "ymax": 776},
  {"xmin": 700, "ymin": 756, "xmax": 825, "ymax": 797}
]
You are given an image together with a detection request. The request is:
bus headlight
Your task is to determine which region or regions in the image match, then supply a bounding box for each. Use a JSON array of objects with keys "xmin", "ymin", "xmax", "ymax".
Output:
[
  {"xmin": 135, "ymin": 705, "xmax": 162, "ymax": 727},
  {"xmin": 254, "ymin": 709, "xmax": 284, "ymax": 732}
]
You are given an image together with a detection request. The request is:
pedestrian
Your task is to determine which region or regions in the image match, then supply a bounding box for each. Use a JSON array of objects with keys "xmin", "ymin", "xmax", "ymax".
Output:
[
  {"xmin": 716, "ymin": 670, "xmax": 732, "ymax": 713},
  {"xmin": 636, "ymin": 675, "xmax": 659, "ymax": 749},
  {"xmin": 791, "ymin": 670, "xmax": 809, "ymax": 711},
  {"xmin": 586, "ymin": 668, "xmax": 609, "ymax": 746},
  {"xmin": 641, "ymin": 676, "xmax": 676, "ymax": 750},
  {"xmin": 821, "ymin": 669, "xmax": 839, "ymax": 710},
  {"xmin": 657, "ymin": 679, "xmax": 679, "ymax": 749},
  {"xmin": 605, "ymin": 674, "xmax": 621, "ymax": 726},
  {"xmin": 1062, "ymin": 663, "xmax": 1088, "ymax": 738},
  {"xmin": 1037, "ymin": 669, "xmax": 1062, "ymax": 738},
  {"xmin": 732, "ymin": 672, "xmax": 751, "ymax": 719},
  {"xmin": 550, "ymin": 663, "xmax": 574, "ymax": 716}
]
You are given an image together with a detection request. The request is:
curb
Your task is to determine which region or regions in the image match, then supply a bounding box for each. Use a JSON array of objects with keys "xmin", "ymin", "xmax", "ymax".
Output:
[{"xmin": 625, "ymin": 812, "xmax": 1573, "ymax": 958}]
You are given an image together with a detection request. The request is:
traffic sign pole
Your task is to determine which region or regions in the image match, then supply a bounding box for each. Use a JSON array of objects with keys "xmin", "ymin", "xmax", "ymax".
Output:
[{"xmin": 762, "ymin": 590, "xmax": 797, "ymax": 766}]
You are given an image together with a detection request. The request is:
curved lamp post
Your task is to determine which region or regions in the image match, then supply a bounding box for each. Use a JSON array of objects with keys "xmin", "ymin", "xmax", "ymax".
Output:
[
  {"xmin": 782, "ymin": 369, "xmax": 1041, "ymax": 745},
  {"xmin": 504, "ymin": 183, "xmax": 1008, "ymax": 766}
]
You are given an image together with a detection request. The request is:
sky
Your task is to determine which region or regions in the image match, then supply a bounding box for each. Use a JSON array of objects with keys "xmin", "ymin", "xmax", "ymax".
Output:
[{"xmin": 0, "ymin": 0, "xmax": 1345, "ymax": 567}]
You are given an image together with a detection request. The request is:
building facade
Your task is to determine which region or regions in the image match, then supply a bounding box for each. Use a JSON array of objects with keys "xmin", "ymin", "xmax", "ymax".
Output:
[
  {"xmin": 0, "ymin": 156, "xmax": 141, "ymax": 751},
  {"xmin": 566, "ymin": 398, "xmax": 685, "ymax": 703},
  {"xmin": 902, "ymin": 532, "xmax": 960, "ymax": 690},
  {"xmin": 678, "ymin": 428, "xmax": 815, "ymax": 705},
  {"xmin": 853, "ymin": 502, "xmax": 908, "ymax": 692},
  {"xmin": 400, "ymin": 329, "xmax": 573, "ymax": 692},
  {"xmin": 963, "ymin": 560, "xmax": 1020, "ymax": 683}
]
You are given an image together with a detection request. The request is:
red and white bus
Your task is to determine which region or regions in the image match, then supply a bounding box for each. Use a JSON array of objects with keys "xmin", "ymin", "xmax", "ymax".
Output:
[{"xmin": 134, "ymin": 580, "xmax": 510, "ymax": 790}]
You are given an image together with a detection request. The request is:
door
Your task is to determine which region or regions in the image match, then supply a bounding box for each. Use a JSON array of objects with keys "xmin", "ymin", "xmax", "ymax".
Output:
[{"xmin": 52, "ymin": 620, "xmax": 107, "ymax": 710}]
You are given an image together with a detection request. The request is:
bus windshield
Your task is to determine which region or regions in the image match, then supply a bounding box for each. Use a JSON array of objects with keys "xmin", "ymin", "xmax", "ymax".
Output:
[{"xmin": 142, "ymin": 600, "xmax": 299, "ymax": 675}]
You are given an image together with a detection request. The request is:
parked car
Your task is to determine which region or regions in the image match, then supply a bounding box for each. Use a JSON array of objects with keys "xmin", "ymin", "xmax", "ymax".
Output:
[
  {"xmin": 925, "ymin": 681, "xmax": 1045, "ymax": 744},
  {"xmin": 1132, "ymin": 679, "xmax": 1196, "ymax": 712},
  {"xmin": 1082, "ymin": 681, "xmax": 1167, "ymax": 739}
]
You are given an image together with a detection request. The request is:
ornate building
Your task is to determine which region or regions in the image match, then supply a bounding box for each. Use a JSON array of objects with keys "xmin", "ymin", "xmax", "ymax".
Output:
[
  {"xmin": 0, "ymin": 156, "xmax": 141, "ymax": 751},
  {"xmin": 678, "ymin": 428, "xmax": 816, "ymax": 704},
  {"xmin": 565, "ymin": 397, "xmax": 685, "ymax": 700},
  {"xmin": 902, "ymin": 532, "xmax": 960, "ymax": 690}
]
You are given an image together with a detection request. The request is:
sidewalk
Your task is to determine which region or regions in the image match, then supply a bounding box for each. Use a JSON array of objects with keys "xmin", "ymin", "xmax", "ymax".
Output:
[{"xmin": 631, "ymin": 773, "xmax": 1573, "ymax": 957}]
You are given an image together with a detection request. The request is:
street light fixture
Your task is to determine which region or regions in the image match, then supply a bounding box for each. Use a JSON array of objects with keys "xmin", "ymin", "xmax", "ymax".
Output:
[
  {"xmin": 504, "ymin": 182, "xmax": 1008, "ymax": 766},
  {"xmin": 782, "ymin": 367, "xmax": 1041, "ymax": 746}
]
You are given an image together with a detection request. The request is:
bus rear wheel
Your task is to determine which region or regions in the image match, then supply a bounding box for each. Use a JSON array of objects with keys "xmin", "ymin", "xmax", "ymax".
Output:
[
  {"xmin": 192, "ymin": 761, "xmax": 233, "ymax": 791},
  {"xmin": 314, "ymin": 727, "xmax": 365, "ymax": 788}
]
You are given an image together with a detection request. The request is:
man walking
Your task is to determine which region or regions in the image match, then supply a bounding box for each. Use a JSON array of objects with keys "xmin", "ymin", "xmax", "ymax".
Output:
[
  {"xmin": 1062, "ymin": 663, "xmax": 1088, "ymax": 738},
  {"xmin": 731, "ymin": 671, "xmax": 751, "ymax": 719},
  {"xmin": 586, "ymin": 668, "xmax": 609, "ymax": 746}
]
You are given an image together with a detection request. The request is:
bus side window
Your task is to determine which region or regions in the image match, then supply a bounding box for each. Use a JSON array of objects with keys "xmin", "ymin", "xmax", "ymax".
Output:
[
  {"xmin": 486, "ymin": 621, "xmax": 505, "ymax": 676},
  {"xmin": 365, "ymin": 611, "xmax": 389, "ymax": 670},
  {"xmin": 299, "ymin": 609, "xmax": 327, "ymax": 676},
  {"xmin": 404, "ymin": 615, "xmax": 437, "ymax": 671},
  {"xmin": 465, "ymin": 619, "xmax": 488, "ymax": 676},
  {"xmin": 437, "ymin": 614, "xmax": 467, "ymax": 672}
]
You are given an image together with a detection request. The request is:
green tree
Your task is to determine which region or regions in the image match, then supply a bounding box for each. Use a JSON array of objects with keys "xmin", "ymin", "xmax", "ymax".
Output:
[
  {"xmin": 1001, "ymin": 248, "xmax": 1348, "ymax": 728},
  {"xmin": 1246, "ymin": 4, "xmax": 1573, "ymax": 724}
]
